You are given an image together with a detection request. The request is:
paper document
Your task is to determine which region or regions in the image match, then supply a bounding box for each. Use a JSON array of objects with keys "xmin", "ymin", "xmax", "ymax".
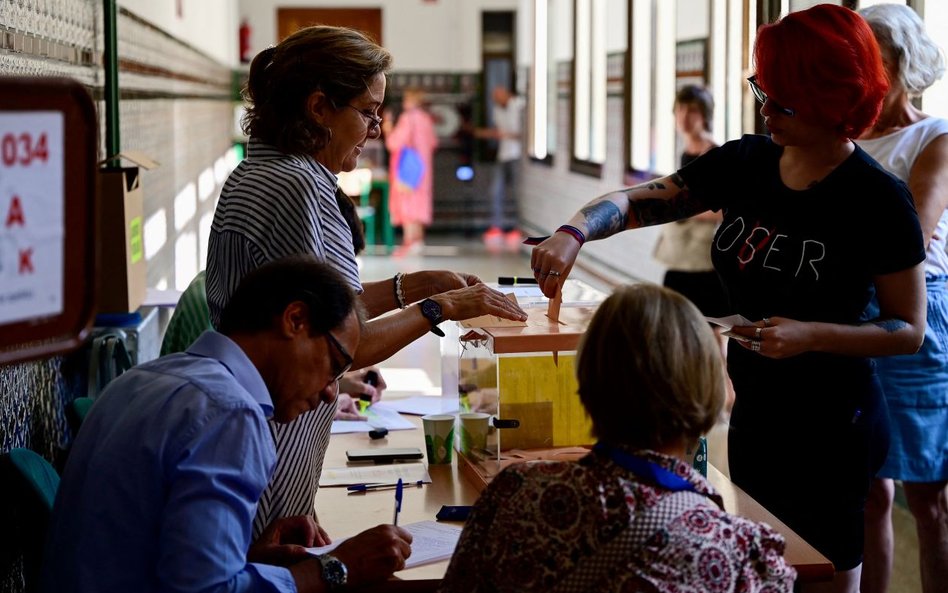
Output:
[
  {"xmin": 306, "ymin": 521, "xmax": 463, "ymax": 569},
  {"xmin": 373, "ymin": 396, "xmax": 459, "ymax": 416},
  {"xmin": 331, "ymin": 406, "xmax": 416, "ymax": 434},
  {"xmin": 319, "ymin": 462, "xmax": 431, "ymax": 487},
  {"xmin": 705, "ymin": 314, "xmax": 755, "ymax": 342}
]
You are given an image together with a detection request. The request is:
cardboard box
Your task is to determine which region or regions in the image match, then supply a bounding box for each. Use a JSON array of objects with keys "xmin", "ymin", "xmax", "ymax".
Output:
[{"xmin": 96, "ymin": 151, "xmax": 158, "ymax": 313}]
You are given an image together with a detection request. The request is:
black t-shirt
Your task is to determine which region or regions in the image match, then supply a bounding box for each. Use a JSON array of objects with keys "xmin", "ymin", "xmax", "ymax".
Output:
[{"xmin": 678, "ymin": 134, "xmax": 924, "ymax": 380}]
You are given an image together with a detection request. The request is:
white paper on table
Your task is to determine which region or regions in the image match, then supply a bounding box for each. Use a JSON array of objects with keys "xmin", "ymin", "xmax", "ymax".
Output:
[
  {"xmin": 306, "ymin": 521, "xmax": 462, "ymax": 569},
  {"xmin": 373, "ymin": 396, "xmax": 459, "ymax": 416},
  {"xmin": 705, "ymin": 314, "xmax": 755, "ymax": 342},
  {"xmin": 319, "ymin": 462, "xmax": 431, "ymax": 487},
  {"xmin": 331, "ymin": 406, "xmax": 416, "ymax": 434}
]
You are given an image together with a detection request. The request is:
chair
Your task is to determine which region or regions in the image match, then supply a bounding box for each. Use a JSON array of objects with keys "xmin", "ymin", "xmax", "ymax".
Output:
[
  {"xmin": 160, "ymin": 270, "xmax": 212, "ymax": 356},
  {"xmin": 0, "ymin": 448, "xmax": 59, "ymax": 593}
]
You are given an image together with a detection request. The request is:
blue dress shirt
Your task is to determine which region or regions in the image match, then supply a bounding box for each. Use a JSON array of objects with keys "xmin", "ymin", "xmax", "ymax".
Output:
[{"xmin": 42, "ymin": 331, "xmax": 298, "ymax": 593}]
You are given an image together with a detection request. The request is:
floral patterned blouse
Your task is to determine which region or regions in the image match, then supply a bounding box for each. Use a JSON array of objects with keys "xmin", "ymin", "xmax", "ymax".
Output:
[{"xmin": 438, "ymin": 448, "xmax": 796, "ymax": 593}]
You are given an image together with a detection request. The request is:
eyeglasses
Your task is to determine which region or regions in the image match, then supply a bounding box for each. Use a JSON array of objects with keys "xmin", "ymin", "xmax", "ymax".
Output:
[
  {"xmin": 343, "ymin": 104, "xmax": 383, "ymax": 133},
  {"xmin": 747, "ymin": 76, "xmax": 795, "ymax": 117},
  {"xmin": 324, "ymin": 330, "xmax": 354, "ymax": 384}
]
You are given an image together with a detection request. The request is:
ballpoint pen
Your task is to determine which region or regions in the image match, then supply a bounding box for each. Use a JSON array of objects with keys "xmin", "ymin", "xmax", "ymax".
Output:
[
  {"xmin": 347, "ymin": 480, "xmax": 423, "ymax": 493},
  {"xmin": 393, "ymin": 478, "xmax": 403, "ymax": 526}
]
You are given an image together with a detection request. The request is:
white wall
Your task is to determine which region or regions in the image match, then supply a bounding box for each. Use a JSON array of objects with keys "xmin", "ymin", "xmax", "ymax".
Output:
[
  {"xmin": 239, "ymin": 0, "xmax": 518, "ymax": 72},
  {"xmin": 118, "ymin": 0, "xmax": 239, "ymax": 66}
]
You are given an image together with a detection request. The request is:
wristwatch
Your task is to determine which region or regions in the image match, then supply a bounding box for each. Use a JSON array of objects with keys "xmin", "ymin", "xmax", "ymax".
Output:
[
  {"xmin": 317, "ymin": 554, "xmax": 348, "ymax": 590},
  {"xmin": 420, "ymin": 298, "xmax": 446, "ymax": 337}
]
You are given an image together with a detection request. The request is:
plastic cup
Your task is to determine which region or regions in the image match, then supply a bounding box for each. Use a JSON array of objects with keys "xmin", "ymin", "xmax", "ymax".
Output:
[
  {"xmin": 459, "ymin": 412, "xmax": 490, "ymax": 455},
  {"xmin": 422, "ymin": 414, "xmax": 455, "ymax": 464}
]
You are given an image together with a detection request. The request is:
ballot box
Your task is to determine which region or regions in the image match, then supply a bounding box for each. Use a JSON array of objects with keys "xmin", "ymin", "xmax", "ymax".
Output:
[{"xmin": 440, "ymin": 280, "xmax": 607, "ymax": 482}]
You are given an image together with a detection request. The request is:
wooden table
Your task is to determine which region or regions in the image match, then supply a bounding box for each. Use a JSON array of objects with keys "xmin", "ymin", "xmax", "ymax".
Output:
[{"xmin": 315, "ymin": 413, "xmax": 833, "ymax": 585}]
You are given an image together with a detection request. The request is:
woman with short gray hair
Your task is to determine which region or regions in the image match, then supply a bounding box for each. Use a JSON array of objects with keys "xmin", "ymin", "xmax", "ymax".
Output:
[{"xmin": 856, "ymin": 5, "xmax": 948, "ymax": 593}]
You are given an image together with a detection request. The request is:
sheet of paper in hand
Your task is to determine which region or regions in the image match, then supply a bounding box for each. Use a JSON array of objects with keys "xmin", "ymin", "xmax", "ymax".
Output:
[{"xmin": 705, "ymin": 314, "xmax": 754, "ymax": 342}]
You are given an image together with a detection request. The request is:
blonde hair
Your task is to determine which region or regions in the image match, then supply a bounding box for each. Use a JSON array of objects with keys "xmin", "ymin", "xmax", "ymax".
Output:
[{"xmin": 576, "ymin": 284, "xmax": 725, "ymax": 449}]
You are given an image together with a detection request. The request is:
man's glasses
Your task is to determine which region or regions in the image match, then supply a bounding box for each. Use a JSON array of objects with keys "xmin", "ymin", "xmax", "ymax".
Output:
[
  {"xmin": 324, "ymin": 330, "xmax": 354, "ymax": 384},
  {"xmin": 343, "ymin": 104, "xmax": 383, "ymax": 133},
  {"xmin": 747, "ymin": 76, "xmax": 795, "ymax": 117}
]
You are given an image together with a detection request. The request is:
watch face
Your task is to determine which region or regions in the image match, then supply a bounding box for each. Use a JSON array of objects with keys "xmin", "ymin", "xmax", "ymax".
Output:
[
  {"xmin": 422, "ymin": 298, "xmax": 443, "ymax": 323},
  {"xmin": 320, "ymin": 554, "xmax": 347, "ymax": 588}
]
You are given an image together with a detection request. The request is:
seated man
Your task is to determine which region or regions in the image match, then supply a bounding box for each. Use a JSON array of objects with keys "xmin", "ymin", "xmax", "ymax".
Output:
[{"xmin": 42, "ymin": 256, "xmax": 412, "ymax": 593}]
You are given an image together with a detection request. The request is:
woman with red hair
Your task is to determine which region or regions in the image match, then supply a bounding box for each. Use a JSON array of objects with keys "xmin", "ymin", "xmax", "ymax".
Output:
[{"xmin": 530, "ymin": 5, "xmax": 926, "ymax": 592}]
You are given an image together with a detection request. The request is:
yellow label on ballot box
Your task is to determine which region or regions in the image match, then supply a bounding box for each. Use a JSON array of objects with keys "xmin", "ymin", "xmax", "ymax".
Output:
[{"xmin": 496, "ymin": 354, "xmax": 593, "ymax": 449}]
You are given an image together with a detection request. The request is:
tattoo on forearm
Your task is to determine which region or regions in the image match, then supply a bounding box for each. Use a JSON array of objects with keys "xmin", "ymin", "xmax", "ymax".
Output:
[
  {"xmin": 869, "ymin": 318, "xmax": 908, "ymax": 333},
  {"xmin": 580, "ymin": 201, "xmax": 627, "ymax": 239},
  {"xmin": 624, "ymin": 188, "xmax": 704, "ymax": 227}
]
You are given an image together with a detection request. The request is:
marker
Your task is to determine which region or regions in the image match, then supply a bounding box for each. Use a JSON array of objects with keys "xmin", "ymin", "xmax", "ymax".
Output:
[
  {"xmin": 347, "ymin": 479, "xmax": 423, "ymax": 493},
  {"xmin": 393, "ymin": 478, "xmax": 403, "ymax": 526},
  {"xmin": 498, "ymin": 276, "xmax": 538, "ymax": 285},
  {"xmin": 357, "ymin": 394, "xmax": 372, "ymax": 414}
]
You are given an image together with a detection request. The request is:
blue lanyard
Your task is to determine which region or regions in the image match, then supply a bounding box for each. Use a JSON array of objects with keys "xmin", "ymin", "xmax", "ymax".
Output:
[{"xmin": 593, "ymin": 443, "xmax": 696, "ymax": 493}]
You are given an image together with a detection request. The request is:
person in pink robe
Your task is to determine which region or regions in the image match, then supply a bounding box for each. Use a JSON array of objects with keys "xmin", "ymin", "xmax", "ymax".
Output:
[{"xmin": 384, "ymin": 88, "xmax": 439, "ymax": 255}]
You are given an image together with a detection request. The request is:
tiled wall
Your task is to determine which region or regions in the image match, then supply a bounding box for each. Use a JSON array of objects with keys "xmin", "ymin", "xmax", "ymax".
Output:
[
  {"xmin": 0, "ymin": 3, "xmax": 234, "ymax": 589},
  {"xmin": 519, "ymin": 57, "xmax": 665, "ymax": 287}
]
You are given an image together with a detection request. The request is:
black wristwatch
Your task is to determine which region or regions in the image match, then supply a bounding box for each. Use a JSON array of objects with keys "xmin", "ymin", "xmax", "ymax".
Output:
[
  {"xmin": 317, "ymin": 553, "xmax": 348, "ymax": 590},
  {"xmin": 420, "ymin": 298, "xmax": 446, "ymax": 337}
]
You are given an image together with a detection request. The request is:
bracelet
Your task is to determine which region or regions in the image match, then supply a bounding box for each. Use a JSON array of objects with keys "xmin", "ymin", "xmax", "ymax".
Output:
[
  {"xmin": 556, "ymin": 224, "xmax": 586, "ymax": 245},
  {"xmin": 393, "ymin": 272, "xmax": 408, "ymax": 309}
]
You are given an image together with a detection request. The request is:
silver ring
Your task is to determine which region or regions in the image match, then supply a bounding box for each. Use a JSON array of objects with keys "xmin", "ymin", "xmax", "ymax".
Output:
[
  {"xmin": 763, "ymin": 317, "xmax": 772, "ymax": 327},
  {"xmin": 750, "ymin": 339, "xmax": 761, "ymax": 352},
  {"xmin": 547, "ymin": 271, "xmax": 562, "ymax": 277},
  {"xmin": 755, "ymin": 326, "xmax": 763, "ymax": 340}
]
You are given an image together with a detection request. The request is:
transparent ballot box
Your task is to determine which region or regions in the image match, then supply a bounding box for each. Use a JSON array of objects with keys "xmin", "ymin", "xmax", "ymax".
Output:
[{"xmin": 441, "ymin": 303, "xmax": 600, "ymax": 486}]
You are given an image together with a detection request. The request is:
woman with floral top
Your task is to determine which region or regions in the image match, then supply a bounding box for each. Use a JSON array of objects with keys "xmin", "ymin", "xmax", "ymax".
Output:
[{"xmin": 439, "ymin": 284, "xmax": 795, "ymax": 593}]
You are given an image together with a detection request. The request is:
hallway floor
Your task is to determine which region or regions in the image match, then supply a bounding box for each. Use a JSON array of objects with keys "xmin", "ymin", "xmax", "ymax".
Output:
[{"xmin": 359, "ymin": 235, "xmax": 923, "ymax": 593}]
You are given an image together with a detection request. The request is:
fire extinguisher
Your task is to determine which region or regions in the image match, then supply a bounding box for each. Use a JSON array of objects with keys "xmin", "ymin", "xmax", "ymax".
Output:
[{"xmin": 239, "ymin": 19, "xmax": 251, "ymax": 64}]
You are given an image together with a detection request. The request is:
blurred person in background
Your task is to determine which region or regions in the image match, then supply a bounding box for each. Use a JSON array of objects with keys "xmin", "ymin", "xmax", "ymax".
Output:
[{"xmin": 383, "ymin": 87, "xmax": 439, "ymax": 256}]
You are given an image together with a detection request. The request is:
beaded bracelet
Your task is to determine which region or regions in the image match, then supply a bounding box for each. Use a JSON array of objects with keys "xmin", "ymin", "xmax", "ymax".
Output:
[
  {"xmin": 556, "ymin": 224, "xmax": 586, "ymax": 245},
  {"xmin": 393, "ymin": 272, "xmax": 408, "ymax": 309}
]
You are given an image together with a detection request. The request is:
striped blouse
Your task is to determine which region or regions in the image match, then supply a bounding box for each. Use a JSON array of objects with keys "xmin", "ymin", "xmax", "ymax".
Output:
[{"xmin": 206, "ymin": 137, "xmax": 362, "ymax": 538}]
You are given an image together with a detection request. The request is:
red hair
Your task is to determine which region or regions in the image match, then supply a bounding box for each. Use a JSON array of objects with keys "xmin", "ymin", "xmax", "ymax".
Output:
[{"xmin": 754, "ymin": 4, "xmax": 888, "ymax": 138}]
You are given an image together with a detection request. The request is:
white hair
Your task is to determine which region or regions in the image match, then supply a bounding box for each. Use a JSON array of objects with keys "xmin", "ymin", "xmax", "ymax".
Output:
[{"xmin": 859, "ymin": 3, "xmax": 945, "ymax": 97}]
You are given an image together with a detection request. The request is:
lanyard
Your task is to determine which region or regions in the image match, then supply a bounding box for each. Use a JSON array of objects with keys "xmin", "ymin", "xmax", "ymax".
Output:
[{"xmin": 593, "ymin": 442, "xmax": 696, "ymax": 493}]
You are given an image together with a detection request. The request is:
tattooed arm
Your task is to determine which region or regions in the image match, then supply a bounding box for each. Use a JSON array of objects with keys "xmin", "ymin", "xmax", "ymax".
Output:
[
  {"xmin": 530, "ymin": 174, "xmax": 710, "ymax": 296},
  {"xmin": 577, "ymin": 173, "xmax": 709, "ymax": 239}
]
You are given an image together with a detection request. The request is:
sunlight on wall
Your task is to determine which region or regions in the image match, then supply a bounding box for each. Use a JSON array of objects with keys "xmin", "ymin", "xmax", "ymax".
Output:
[
  {"xmin": 144, "ymin": 208, "xmax": 167, "ymax": 261},
  {"xmin": 173, "ymin": 182, "xmax": 197, "ymax": 231},
  {"xmin": 174, "ymin": 231, "xmax": 197, "ymax": 290}
]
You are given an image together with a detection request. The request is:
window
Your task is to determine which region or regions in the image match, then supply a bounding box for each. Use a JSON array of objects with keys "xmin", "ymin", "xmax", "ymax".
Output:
[{"xmin": 572, "ymin": 0, "xmax": 607, "ymax": 173}]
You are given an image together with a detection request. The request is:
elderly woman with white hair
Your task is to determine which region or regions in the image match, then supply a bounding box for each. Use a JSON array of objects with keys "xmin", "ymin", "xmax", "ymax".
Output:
[{"xmin": 855, "ymin": 5, "xmax": 948, "ymax": 593}]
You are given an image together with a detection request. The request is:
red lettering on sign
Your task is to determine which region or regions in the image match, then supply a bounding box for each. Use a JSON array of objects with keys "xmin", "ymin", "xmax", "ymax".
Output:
[
  {"xmin": 18, "ymin": 248, "xmax": 33, "ymax": 274},
  {"xmin": 0, "ymin": 132, "xmax": 50, "ymax": 166},
  {"xmin": 5, "ymin": 195, "xmax": 25, "ymax": 227}
]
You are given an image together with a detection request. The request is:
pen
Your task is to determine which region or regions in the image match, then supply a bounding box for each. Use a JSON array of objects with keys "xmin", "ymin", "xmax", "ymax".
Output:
[
  {"xmin": 393, "ymin": 478, "xmax": 403, "ymax": 526},
  {"xmin": 347, "ymin": 480, "xmax": 423, "ymax": 492},
  {"xmin": 498, "ymin": 276, "xmax": 539, "ymax": 285}
]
